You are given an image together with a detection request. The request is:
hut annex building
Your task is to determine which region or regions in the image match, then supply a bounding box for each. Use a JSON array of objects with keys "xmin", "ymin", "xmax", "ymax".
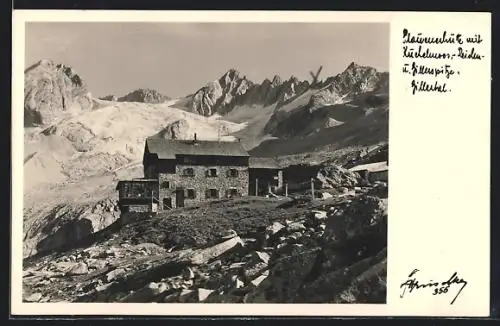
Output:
[{"xmin": 116, "ymin": 135, "xmax": 283, "ymax": 213}]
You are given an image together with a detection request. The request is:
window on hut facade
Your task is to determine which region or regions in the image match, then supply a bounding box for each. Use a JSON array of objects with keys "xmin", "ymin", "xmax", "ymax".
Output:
[
  {"xmin": 226, "ymin": 188, "xmax": 239, "ymax": 198},
  {"xmin": 163, "ymin": 198, "xmax": 172, "ymax": 210},
  {"xmin": 207, "ymin": 168, "xmax": 218, "ymax": 177},
  {"xmin": 126, "ymin": 183, "xmax": 147, "ymax": 198},
  {"xmin": 161, "ymin": 181, "xmax": 170, "ymax": 189},
  {"xmin": 206, "ymin": 189, "xmax": 219, "ymax": 199},
  {"xmin": 183, "ymin": 168, "xmax": 195, "ymax": 176},
  {"xmin": 186, "ymin": 189, "xmax": 196, "ymax": 199},
  {"xmin": 227, "ymin": 169, "xmax": 239, "ymax": 178}
]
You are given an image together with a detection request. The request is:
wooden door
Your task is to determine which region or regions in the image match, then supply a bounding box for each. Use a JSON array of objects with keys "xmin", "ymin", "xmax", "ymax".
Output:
[{"xmin": 175, "ymin": 189, "xmax": 185, "ymax": 208}]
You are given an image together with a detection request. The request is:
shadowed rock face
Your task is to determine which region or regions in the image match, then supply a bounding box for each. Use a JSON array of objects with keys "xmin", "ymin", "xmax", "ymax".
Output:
[
  {"xmin": 117, "ymin": 88, "xmax": 171, "ymax": 104},
  {"xmin": 187, "ymin": 69, "xmax": 254, "ymax": 116},
  {"xmin": 25, "ymin": 198, "xmax": 121, "ymax": 259},
  {"xmin": 154, "ymin": 119, "xmax": 190, "ymax": 140},
  {"xmin": 24, "ymin": 60, "xmax": 95, "ymax": 126}
]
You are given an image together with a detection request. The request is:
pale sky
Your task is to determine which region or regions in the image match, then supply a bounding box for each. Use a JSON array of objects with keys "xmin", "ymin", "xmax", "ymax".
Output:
[{"xmin": 25, "ymin": 22, "xmax": 389, "ymax": 99}]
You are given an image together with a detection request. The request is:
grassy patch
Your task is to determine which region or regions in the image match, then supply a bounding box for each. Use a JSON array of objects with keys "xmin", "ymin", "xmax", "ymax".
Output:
[{"xmin": 106, "ymin": 197, "xmax": 312, "ymax": 249}]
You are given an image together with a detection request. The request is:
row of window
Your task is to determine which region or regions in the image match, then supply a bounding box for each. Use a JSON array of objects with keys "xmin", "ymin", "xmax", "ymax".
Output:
[
  {"xmin": 120, "ymin": 184, "xmax": 156, "ymax": 198},
  {"xmin": 206, "ymin": 188, "xmax": 240, "ymax": 198},
  {"xmin": 182, "ymin": 168, "xmax": 239, "ymax": 178},
  {"xmin": 161, "ymin": 188, "xmax": 240, "ymax": 201}
]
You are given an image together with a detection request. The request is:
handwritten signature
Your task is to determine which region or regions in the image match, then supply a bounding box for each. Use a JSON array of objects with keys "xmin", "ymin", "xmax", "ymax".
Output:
[{"xmin": 400, "ymin": 269, "xmax": 467, "ymax": 304}]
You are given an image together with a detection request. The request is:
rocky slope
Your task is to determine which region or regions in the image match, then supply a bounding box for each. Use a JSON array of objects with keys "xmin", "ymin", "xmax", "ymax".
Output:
[
  {"xmin": 24, "ymin": 60, "xmax": 95, "ymax": 126},
  {"xmin": 23, "ymin": 100, "xmax": 246, "ymax": 258},
  {"xmin": 249, "ymin": 63, "xmax": 389, "ymax": 157},
  {"xmin": 23, "ymin": 189, "xmax": 387, "ymax": 303},
  {"xmin": 23, "ymin": 62, "xmax": 248, "ymax": 259},
  {"xmin": 118, "ymin": 88, "xmax": 171, "ymax": 104}
]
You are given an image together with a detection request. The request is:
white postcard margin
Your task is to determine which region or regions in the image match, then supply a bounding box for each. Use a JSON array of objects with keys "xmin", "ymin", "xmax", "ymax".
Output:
[{"xmin": 11, "ymin": 10, "xmax": 491, "ymax": 316}]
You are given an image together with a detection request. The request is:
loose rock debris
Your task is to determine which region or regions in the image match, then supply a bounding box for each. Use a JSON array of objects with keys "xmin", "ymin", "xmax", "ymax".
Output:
[{"xmin": 23, "ymin": 191, "xmax": 387, "ymax": 303}]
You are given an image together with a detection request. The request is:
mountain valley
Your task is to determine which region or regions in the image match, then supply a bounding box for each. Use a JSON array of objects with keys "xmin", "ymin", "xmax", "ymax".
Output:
[{"xmin": 21, "ymin": 59, "xmax": 389, "ymax": 303}]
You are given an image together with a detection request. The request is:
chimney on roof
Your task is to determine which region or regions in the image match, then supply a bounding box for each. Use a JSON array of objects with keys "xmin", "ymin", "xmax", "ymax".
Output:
[{"xmin": 194, "ymin": 133, "xmax": 197, "ymax": 142}]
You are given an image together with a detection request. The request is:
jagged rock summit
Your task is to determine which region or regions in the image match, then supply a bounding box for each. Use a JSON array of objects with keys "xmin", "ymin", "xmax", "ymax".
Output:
[
  {"xmin": 187, "ymin": 69, "xmax": 309, "ymax": 117},
  {"xmin": 24, "ymin": 59, "xmax": 95, "ymax": 126},
  {"xmin": 118, "ymin": 88, "xmax": 171, "ymax": 104},
  {"xmin": 187, "ymin": 68, "xmax": 254, "ymax": 116},
  {"xmin": 309, "ymin": 62, "xmax": 388, "ymax": 108}
]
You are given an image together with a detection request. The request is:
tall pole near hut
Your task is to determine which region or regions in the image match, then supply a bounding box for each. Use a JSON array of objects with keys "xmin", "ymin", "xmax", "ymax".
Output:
[
  {"xmin": 285, "ymin": 183, "xmax": 288, "ymax": 197},
  {"xmin": 311, "ymin": 178, "xmax": 315, "ymax": 200},
  {"xmin": 151, "ymin": 189, "xmax": 154, "ymax": 213},
  {"xmin": 255, "ymin": 178, "xmax": 259, "ymax": 196}
]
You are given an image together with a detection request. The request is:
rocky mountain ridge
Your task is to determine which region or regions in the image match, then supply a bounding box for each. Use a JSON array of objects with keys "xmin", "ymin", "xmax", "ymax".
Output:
[
  {"xmin": 308, "ymin": 62, "xmax": 388, "ymax": 108},
  {"xmin": 117, "ymin": 88, "xmax": 171, "ymax": 104},
  {"xmin": 186, "ymin": 68, "xmax": 310, "ymax": 116},
  {"xmin": 24, "ymin": 59, "xmax": 95, "ymax": 126},
  {"xmin": 185, "ymin": 63, "xmax": 387, "ymax": 119}
]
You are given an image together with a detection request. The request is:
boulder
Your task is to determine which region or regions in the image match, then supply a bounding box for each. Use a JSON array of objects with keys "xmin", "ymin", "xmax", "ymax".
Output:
[
  {"xmin": 178, "ymin": 288, "xmax": 214, "ymax": 302},
  {"xmin": 65, "ymin": 262, "xmax": 89, "ymax": 276},
  {"xmin": 218, "ymin": 229, "xmax": 238, "ymax": 240},
  {"xmin": 310, "ymin": 210, "xmax": 328, "ymax": 221},
  {"xmin": 243, "ymin": 261, "xmax": 268, "ymax": 280},
  {"xmin": 321, "ymin": 192, "xmax": 333, "ymax": 199},
  {"xmin": 254, "ymin": 251, "xmax": 271, "ymax": 264},
  {"xmin": 286, "ymin": 221, "xmax": 306, "ymax": 233},
  {"xmin": 250, "ymin": 270, "xmax": 270, "ymax": 287},
  {"xmin": 266, "ymin": 222, "xmax": 285, "ymax": 236},
  {"xmin": 323, "ymin": 195, "xmax": 387, "ymax": 246},
  {"xmin": 25, "ymin": 292, "xmax": 43, "ymax": 302},
  {"xmin": 235, "ymin": 278, "xmax": 245, "ymax": 289},
  {"xmin": 244, "ymin": 244, "xmax": 320, "ymax": 303},
  {"xmin": 120, "ymin": 282, "xmax": 168, "ymax": 302},
  {"xmin": 105, "ymin": 268, "xmax": 126, "ymax": 282},
  {"xmin": 197, "ymin": 288, "xmax": 215, "ymax": 302},
  {"xmin": 189, "ymin": 236, "xmax": 244, "ymax": 265},
  {"xmin": 286, "ymin": 232, "xmax": 304, "ymax": 243},
  {"xmin": 229, "ymin": 262, "xmax": 245, "ymax": 270}
]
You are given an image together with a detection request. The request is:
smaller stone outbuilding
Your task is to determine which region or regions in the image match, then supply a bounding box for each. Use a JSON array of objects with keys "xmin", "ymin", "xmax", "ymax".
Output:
[
  {"xmin": 115, "ymin": 179, "xmax": 159, "ymax": 213},
  {"xmin": 349, "ymin": 161, "xmax": 388, "ymax": 184},
  {"xmin": 248, "ymin": 157, "xmax": 283, "ymax": 196}
]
